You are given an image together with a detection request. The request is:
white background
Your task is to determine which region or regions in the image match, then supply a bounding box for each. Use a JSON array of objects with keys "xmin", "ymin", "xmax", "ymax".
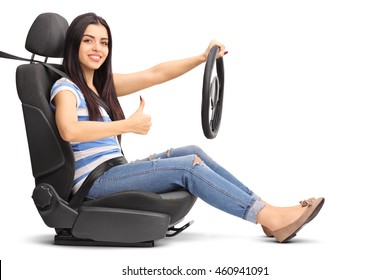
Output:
[{"xmin": 1, "ymin": 0, "xmax": 389, "ymax": 279}]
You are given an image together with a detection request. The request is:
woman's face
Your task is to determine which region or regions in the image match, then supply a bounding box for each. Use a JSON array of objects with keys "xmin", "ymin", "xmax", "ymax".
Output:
[{"xmin": 78, "ymin": 23, "xmax": 109, "ymax": 74}]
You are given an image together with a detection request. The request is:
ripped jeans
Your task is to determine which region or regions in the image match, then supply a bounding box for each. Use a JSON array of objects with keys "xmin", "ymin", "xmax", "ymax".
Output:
[{"xmin": 88, "ymin": 145, "xmax": 265, "ymax": 223}]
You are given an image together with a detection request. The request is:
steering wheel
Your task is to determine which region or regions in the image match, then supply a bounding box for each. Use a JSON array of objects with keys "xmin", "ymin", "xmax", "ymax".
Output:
[{"xmin": 201, "ymin": 45, "xmax": 225, "ymax": 139}]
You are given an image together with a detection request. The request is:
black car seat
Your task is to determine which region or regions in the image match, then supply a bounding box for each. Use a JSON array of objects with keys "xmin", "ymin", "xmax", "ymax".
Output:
[{"xmin": 2, "ymin": 12, "xmax": 196, "ymax": 247}]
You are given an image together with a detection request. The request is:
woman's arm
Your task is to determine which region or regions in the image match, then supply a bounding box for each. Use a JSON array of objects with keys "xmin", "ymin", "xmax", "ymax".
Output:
[
  {"xmin": 113, "ymin": 40, "xmax": 226, "ymax": 96},
  {"xmin": 53, "ymin": 91, "xmax": 151, "ymax": 142}
]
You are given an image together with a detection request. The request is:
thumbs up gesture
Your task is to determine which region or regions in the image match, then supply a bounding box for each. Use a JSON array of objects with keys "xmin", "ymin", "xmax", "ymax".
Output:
[{"xmin": 127, "ymin": 96, "xmax": 152, "ymax": 135}]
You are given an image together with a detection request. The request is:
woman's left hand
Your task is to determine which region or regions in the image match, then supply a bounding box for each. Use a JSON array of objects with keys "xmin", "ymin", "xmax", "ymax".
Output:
[{"xmin": 203, "ymin": 40, "xmax": 227, "ymax": 61}]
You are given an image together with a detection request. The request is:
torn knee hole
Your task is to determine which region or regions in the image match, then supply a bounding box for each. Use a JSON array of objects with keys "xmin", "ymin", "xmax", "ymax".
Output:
[
  {"xmin": 166, "ymin": 149, "xmax": 171, "ymax": 157},
  {"xmin": 193, "ymin": 155, "xmax": 202, "ymax": 166}
]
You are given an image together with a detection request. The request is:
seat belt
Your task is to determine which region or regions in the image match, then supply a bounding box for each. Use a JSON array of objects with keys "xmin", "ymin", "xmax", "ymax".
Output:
[
  {"xmin": 68, "ymin": 156, "xmax": 128, "ymax": 210},
  {"xmin": 0, "ymin": 50, "xmax": 69, "ymax": 79}
]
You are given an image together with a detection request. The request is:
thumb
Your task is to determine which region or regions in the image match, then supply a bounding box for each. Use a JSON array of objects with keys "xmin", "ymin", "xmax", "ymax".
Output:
[{"xmin": 138, "ymin": 95, "xmax": 145, "ymax": 112}]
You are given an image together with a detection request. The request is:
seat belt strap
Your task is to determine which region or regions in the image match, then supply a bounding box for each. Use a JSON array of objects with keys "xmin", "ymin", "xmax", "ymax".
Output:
[
  {"xmin": 68, "ymin": 156, "xmax": 128, "ymax": 210},
  {"xmin": 0, "ymin": 50, "xmax": 70, "ymax": 78}
]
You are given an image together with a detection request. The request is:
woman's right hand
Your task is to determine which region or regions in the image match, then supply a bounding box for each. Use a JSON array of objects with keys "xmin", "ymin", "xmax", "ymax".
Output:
[{"xmin": 126, "ymin": 96, "xmax": 152, "ymax": 135}]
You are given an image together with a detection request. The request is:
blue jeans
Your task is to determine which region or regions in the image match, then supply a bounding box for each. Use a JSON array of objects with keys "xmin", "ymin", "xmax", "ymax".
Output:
[{"xmin": 88, "ymin": 145, "xmax": 265, "ymax": 223}]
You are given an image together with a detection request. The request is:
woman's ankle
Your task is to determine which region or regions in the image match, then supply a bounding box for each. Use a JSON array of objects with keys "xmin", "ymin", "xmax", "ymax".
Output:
[{"xmin": 256, "ymin": 204, "xmax": 275, "ymax": 229}]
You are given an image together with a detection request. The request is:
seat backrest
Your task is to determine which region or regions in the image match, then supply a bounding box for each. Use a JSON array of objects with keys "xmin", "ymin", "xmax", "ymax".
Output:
[{"xmin": 16, "ymin": 13, "xmax": 74, "ymax": 200}]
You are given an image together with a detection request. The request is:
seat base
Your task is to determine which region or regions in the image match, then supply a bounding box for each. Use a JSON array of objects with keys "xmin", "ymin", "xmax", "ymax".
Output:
[
  {"xmin": 54, "ymin": 234, "xmax": 154, "ymax": 247},
  {"xmin": 53, "ymin": 220, "xmax": 194, "ymax": 247}
]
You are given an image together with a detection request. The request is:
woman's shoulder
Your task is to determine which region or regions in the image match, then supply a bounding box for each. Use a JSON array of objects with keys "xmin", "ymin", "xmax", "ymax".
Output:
[
  {"xmin": 52, "ymin": 77, "xmax": 77, "ymax": 88},
  {"xmin": 51, "ymin": 77, "xmax": 81, "ymax": 94},
  {"xmin": 50, "ymin": 77, "xmax": 83, "ymax": 107}
]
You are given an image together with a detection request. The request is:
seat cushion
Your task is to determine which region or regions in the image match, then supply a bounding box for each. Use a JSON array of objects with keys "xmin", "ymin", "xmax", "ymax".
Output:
[{"xmin": 82, "ymin": 190, "xmax": 197, "ymax": 225}]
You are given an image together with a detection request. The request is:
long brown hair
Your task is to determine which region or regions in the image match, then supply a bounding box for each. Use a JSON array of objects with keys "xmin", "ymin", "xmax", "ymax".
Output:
[{"xmin": 62, "ymin": 12, "xmax": 125, "ymax": 122}]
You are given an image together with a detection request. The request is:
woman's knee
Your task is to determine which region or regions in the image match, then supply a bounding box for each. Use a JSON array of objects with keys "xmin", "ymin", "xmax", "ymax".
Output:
[
  {"xmin": 185, "ymin": 145, "xmax": 205, "ymax": 157},
  {"xmin": 169, "ymin": 145, "xmax": 205, "ymax": 158}
]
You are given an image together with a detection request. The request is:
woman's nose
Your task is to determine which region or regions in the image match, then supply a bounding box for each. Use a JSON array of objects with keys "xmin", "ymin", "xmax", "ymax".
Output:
[{"xmin": 92, "ymin": 42, "xmax": 100, "ymax": 52}]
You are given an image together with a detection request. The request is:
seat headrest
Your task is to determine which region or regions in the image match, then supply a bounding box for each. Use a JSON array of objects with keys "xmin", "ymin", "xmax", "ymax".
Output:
[{"xmin": 25, "ymin": 13, "xmax": 69, "ymax": 58}]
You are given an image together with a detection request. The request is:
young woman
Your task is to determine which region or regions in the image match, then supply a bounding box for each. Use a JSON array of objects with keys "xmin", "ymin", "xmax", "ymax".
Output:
[{"xmin": 50, "ymin": 12, "xmax": 324, "ymax": 243}]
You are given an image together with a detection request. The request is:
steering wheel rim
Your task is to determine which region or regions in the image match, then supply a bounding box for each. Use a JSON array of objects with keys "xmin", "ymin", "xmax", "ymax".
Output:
[{"xmin": 201, "ymin": 45, "xmax": 225, "ymax": 139}]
